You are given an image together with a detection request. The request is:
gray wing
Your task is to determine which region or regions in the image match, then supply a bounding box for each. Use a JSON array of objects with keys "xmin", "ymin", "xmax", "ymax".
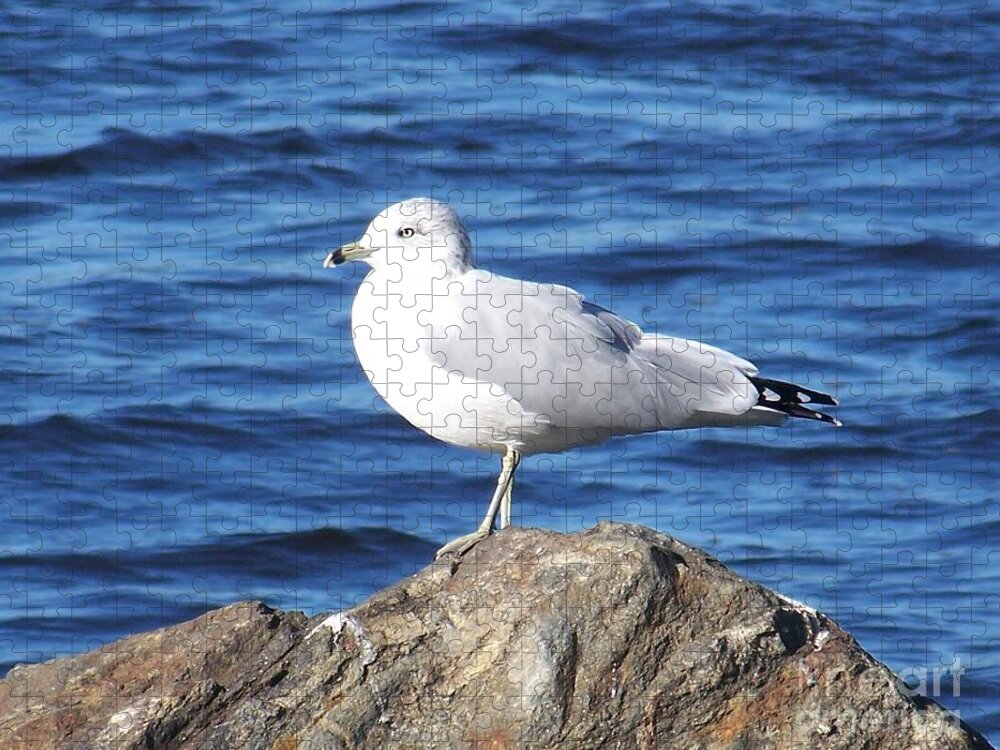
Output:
[{"xmin": 423, "ymin": 272, "xmax": 755, "ymax": 434}]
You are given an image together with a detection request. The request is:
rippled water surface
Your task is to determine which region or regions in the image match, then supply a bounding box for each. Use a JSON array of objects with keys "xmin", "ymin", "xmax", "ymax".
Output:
[{"xmin": 2, "ymin": 0, "xmax": 998, "ymax": 738}]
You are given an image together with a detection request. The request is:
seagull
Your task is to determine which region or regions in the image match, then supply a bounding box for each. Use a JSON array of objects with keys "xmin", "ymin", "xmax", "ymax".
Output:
[{"xmin": 324, "ymin": 198, "xmax": 840, "ymax": 559}]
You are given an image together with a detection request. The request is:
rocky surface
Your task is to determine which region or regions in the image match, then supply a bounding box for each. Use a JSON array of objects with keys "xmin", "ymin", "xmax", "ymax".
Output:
[{"xmin": 0, "ymin": 522, "xmax": 992, "ymax": 749}]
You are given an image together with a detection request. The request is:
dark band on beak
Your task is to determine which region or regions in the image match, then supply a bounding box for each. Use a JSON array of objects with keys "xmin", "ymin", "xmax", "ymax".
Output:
[
  {"xmin": 323, "ymin": 240, "xmax": 371, "ymax": 268},
  {"xmin": 324, "ymin": 248, "xmax": 346, "ymax": 267}
]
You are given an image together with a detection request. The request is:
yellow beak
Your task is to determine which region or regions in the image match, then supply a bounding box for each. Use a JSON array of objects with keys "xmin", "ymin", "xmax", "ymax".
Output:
[{"xmin": 323, "ymin": 240, "xmax": 372, "ymax": 268}]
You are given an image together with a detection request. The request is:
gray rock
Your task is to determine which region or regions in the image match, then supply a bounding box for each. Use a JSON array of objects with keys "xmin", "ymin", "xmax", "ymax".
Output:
[{"xmin": 0, "ymin": 523, "xmax": 991, "ymax": 749}]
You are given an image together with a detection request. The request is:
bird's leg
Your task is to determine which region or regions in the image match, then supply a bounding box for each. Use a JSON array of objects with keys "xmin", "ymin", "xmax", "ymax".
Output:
[
  {"xmin": 435, "ymin": 448, "xmax": 517, "ymax": 559},
  {"xmin": 498, "ymin": 449, "xmax": 520, "ymax": 529}
]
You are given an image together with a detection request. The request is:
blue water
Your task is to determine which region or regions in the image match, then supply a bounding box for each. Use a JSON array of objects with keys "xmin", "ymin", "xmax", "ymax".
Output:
[{"xmin": 2, "ymin": 0, "xmax": 998, "ymax": 738}]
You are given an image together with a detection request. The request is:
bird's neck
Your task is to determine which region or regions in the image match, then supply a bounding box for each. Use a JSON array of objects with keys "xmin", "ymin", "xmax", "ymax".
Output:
[{"xmin": 364, "ymin": 263, "xmax": 472, "ymax": 307}]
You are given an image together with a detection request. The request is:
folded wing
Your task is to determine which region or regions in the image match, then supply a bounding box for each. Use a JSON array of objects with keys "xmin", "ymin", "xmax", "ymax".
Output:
[{"xmin": 423, "ymin": 272, "xmax": 772, "ymax": 437}]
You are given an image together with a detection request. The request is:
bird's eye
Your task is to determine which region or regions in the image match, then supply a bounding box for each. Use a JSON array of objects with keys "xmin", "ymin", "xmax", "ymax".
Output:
[{"xmin": 398, "ymin": 227, "xmax": 415, "ymax": 238}]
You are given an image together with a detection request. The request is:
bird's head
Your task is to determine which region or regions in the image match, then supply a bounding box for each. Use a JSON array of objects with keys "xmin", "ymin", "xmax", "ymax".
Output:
[{"xmin": 324, "ymin": 197, "xmax": 473, "ymax": 275}]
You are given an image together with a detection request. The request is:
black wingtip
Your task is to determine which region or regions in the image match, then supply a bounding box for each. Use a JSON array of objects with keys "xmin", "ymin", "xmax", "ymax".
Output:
[{"xmin": 751, "ymin": 376, "xmax": 840, "ymax": 426}]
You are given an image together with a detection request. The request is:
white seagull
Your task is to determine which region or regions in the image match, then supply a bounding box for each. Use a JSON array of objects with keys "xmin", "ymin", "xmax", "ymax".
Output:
[{"xmin": 324, "ymin": 198, "xmax": 840, "ymax": 558}]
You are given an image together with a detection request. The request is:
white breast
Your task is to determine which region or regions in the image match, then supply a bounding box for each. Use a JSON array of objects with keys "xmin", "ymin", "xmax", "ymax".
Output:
[{"xmin": 350, "ymin": 272, "xmax": 534, "ymax": 454}]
